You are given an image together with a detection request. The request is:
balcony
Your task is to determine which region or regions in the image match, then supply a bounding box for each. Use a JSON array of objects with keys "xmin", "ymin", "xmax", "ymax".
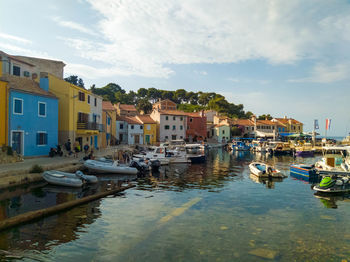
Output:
[{"xmin": 77, "ymin": 121, "xmax": 105, "ymax": 132}]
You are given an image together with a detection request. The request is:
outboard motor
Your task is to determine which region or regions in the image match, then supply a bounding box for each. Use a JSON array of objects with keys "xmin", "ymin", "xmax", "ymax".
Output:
[
  {"xmin": 150, "ymin": 159, "xmax": 161, "ymax": 173},
  {"xmin": 130, "ymin": 160, "xmax": 148, "ymax": 174}
]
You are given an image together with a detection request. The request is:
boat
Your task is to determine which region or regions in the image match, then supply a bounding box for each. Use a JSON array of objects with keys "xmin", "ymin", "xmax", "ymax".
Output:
[
  {"xmin": 249, "ymin": 173, "xmax": 284, "ymax": 189},
  {"xmin": 231, "ymin": 141, "xmax": 250, "ymax": 151},
  {"xmin": 314, "ymin": 146, "xmax": 350, "ymax": 172},
  {"xmin": 84, "ymin": 159, "xmax": 138, "ymax": 175},
  {"xmin": 184, "ymin": 144, "xmax": 206, "ymax": 163},
  {"xmin": 295, "ymin": 142, "xmax": 315, "ymax": 157},
  {"xmin": 249, "ymin": 162, "xmax": 286, "ymax": 178},
  {"xmin": 133, "ymin": 146, "xmax": 190, "ymax": 165},
  {"xmin": 313, "ymin": 175, "xmax": 350, "ymax": 193},
  {"xmin": 269, "ymin": 142, "xmax": 292, "ymax": 155},
  {"xmin": 290, "ymin": 164, "xmax": 319, "ymax": 182},
  {"xmin": 42, "ymin": 170, "xmax": 98, "ymax": 187}
]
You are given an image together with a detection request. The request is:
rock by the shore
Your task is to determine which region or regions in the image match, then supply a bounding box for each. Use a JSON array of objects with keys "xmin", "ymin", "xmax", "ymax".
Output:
[{"xmin": 249, "ymin": 248, "xmax": 277, "ymax": 260}]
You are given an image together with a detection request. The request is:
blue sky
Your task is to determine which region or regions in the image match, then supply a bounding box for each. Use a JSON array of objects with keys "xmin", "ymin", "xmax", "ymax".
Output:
[{"xmin": 1, "ymin": 0, "xmax": 349, "ymax": 136}]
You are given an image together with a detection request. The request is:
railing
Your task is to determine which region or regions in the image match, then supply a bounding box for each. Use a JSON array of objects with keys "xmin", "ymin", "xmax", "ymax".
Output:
[{"xmin": 77, "ymin": 121, "xmax": 105, "ymax": 132}]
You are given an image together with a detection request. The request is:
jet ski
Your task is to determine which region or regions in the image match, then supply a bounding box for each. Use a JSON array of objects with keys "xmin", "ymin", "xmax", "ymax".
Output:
[{"xmin": 313, "ymin": 175, "xmax": 350, "ymax": 193}]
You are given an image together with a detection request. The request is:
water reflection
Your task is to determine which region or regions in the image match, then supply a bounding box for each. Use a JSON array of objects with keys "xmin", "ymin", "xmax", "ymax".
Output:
[
  {"xmin": 314, "ymin": 192, "xmax": 350, "ymax": 209},
  {"xmin": 249, "ymin": 173, "xmax": 285, "ymax": 189}
]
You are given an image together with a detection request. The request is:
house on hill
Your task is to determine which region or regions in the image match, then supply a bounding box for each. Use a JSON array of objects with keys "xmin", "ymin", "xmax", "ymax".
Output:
[
  {"xmin": 152, "ymin": 99, "xmax": 177, "ymax": 110},
  {"xmin": 114, "ymin": 103, "xmax": 138, "ymax": 116}
]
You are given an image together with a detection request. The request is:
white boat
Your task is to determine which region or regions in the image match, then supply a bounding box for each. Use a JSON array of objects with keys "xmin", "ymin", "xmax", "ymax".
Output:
[
  {"xmin": 315, "ymin": 146, "xmax": 350, "ymax": 172},
  {"xmin": 42, "ymin": 170, "xmax": 98, "ymax": 187},
  {"xmin": 84, "ymin": 159, "xmax": 138, "ymax": 175},
  {"xmin": 249, "ymin": 162, "xmax": 286, "ymax": 178},
  {"xmin": 133, "ymin": 146, "xmax": 190, "ymax": 165}
]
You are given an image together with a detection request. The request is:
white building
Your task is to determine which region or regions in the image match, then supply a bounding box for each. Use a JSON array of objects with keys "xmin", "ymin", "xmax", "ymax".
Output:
[
  {"xmin": 116, "ymin": 116, "xmax": 128, "ymax": 144},
  {"xmin": 150, "ymin": 109, "xmax": 187, "ymax": 142},
  {"xmin": 125, "ymin": 116, "xmax": 143, "ymax": 145}
]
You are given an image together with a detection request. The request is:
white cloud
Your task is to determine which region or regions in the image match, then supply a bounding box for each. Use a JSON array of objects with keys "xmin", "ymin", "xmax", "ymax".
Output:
[
  {"xmin": 52, "ymin": 17, "xmax": 98, "ymax": 36},
  {"xmin": 58, "ymin": 0, "xmax": 350, "ymax": 78},
  {"xmin": 288, "ymin": 63, "xmax": 350, "ymax": 83},
  {"xmin": 194, "ymin": 70, "xmax": 207, "ymax": 75},
  {"xmin": 0, "ymin": 33, "xmax": 32, "ymax": 44}
]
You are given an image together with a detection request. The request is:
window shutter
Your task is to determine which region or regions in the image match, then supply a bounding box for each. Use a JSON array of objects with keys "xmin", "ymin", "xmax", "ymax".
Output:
[
  {"xmin": 44, "ymin": 134, "xmax": 48, "ymax": 145},
  {"xmin": 36, "ymin": 133, "xmax": 40, "ymax": 145}
]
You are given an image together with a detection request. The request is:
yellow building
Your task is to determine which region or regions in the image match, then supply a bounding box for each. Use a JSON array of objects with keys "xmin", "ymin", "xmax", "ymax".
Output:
[
  {"xmin": 41, "ymin": 72, "xmax": 103, "ymax": 149},
  {"xmin": 136, "ymin": 115, "xmax": 157, "ymax": 145},
  {"xmin": 0, "ymin": 78, "xmax": 9, "ymax": 146},
  {"xmin": 273, "ymin": 117, "xmax": 303, "ymax": 133},
  {"xmin": 102, "ymin": 101, "xmax": 117, "ymax": 147}
]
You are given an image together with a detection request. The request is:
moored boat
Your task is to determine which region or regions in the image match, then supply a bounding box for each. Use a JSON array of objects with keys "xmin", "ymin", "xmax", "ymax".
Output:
[
  {"xmin": 84, "ymin": 159, "xmax": 138, "ymax": 175},
  {"xmin": 290, "ymin": 164, "xmax": 319, "ymax": 182},
  {"xmin": 42, "ymin": 170, "xmax": 97, "ymax": 187},
  {"xmin": 249, "ymin": 162, "xmax": 286, "ymax": 178},
  {"xmin": 313, "ymin": 175, "xmax": 350, "ymax": 193},
  {"xmin": 295, "ymin": 143, "xmax": 315, "ymax": 157}
]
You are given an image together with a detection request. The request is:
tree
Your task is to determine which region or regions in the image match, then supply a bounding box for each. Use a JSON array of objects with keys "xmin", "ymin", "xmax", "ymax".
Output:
[
  {"xmin": 231, "ymin": 126, "xmax": 243, "ymax": 137},
  {"xmin": 92, "ymin": 83, "xmax": 125, "ymax": 103},
  {"xmin": 64, "ymin": 75, "xmax": 78, "ymax": 85},
  {"xmin": 258, "ymin": 114, "xmax": 273, "ymax": 120},
  {"xmin": 137, "ymin": 98, "xmax": 153, "ymax": 114},
  {"xmin": 175, "ymin": 89, "xmax": 187, "ymax": 103},
  {"xmin": 77, "ymin": 78, "xmax": 85, "ymax": 89},
  {"xmin": 137, "ymin": 88, "xmax": 148, "ymax": 98}
]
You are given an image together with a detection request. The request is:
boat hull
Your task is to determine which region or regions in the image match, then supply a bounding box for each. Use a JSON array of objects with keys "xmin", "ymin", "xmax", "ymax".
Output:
[
  {"xmin": 290, "ymin": 164, "xmax": 319, "ymax": 182},
  {"xmin": 295, "ymin": 151, "xmax": 314, "ymax": 157},
  {"xmin": 43, "ymin": 171, "xmax": 83, "ymax": 187},
  {"xmin": 84, "ymin": 160, "xmax": 138, "ymax": 175},
  {"xmin": 188, "ymin": 155, "xmax": 206, "ymax": 164}
]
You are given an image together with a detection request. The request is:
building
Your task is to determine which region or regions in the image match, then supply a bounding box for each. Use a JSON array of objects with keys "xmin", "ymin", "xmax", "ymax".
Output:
[
  {"xmin": 136, "ymin": 115, "xmax": 157, "ymax": 145},
  {"xmin": 102, "ymin": 101, "xmax": 116, "ymax": 147},
  {"xmin": 152, "ymin": 99, "xmax": 177, "ymax": 110},
  {"xmin": 185, "ymin": 111, "xmax": 207, "ymax": 142},
  {"xmin": 150, "ymin": 109, "xmax": 187, "ymax": 142},
  {"xmin": 12, "ymin": 55, "xmax": 65, "ymax": 79},
  {"xmin": 41, "ymin": 72, "xmax": 103, "ymax": 149},
  {"xmin": 0, "ymin": 79, "xmax": 8, "ymax": 147},
  {"xmin": 0, "ymin": 51, "xmax": 37, "ymax": 80},
  {"xmin": 125, "ymin": 116, "xmax": 143, "ymax": 145},
  {"xmin": 114, "ymin": 103, "xmax": 138, "ymax": 116},
  {"xmin": 272, "ymin": 117, "xmax": 303, "ymax": 135},
  {"xmin": 1, "ymin": 74, "xmax": 58, "ymax": 156},
  {"xmin": 204, "ymin": 110, "xmax": 218, "ymax": 123},
  {"xmin": 116, "ymin": 116, "xmax": 128, "ymax": 144},
  {"xmin": 214, "ymin": 123, "xmax": 230, "ymax": 143},
  {"xmin": 89, "ymin": 93, "xmax": 103, "ymax": 149}
]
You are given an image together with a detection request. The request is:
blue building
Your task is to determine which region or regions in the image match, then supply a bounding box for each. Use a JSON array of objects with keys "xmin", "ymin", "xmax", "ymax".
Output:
[{"xmin": 2, "ymin": 75, "xmax": 58, "ymax": 156}]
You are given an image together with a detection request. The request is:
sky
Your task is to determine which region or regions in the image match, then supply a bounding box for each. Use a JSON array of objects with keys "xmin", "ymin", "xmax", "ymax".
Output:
[{"xmin": 0, "ymin": 0, "xmax": 349, "ymax": 136}]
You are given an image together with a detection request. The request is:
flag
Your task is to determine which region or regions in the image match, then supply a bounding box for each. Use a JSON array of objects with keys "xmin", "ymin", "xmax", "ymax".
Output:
[
  {"xmin": 325, "ymin": 119, "xmax": 331, "ymax": 130},
  {"xmin": 314, "ymin": 119, "xmax": 319, "ymax": 130}
]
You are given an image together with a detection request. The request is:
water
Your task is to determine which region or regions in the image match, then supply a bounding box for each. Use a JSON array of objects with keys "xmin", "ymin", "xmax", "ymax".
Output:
[{"xmin": 1, "ymin": 149, "xmax": 350, "ymax": 261}]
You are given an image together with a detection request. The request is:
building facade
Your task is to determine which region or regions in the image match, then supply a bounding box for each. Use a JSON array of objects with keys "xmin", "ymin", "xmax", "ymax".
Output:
[
  {"xmin": 152, "ymin": 99, "xmax": 177, "ymax": 111},
  {"xmin": 0, "ymin": 79, "xmax": 8, "ymax": 147},
  {"xmin": 185, "ymin": 111, "xmax": 207, "ymax": 142},
  {"xmin": 102, "ymin": 101, "xmax": 117, "ymax": 147},
  {"xmin": 114, "ymin": 103, "xmax": 138, "ymax": 116},
  {"xmin": 2, "ymin": 75, "xmax": 58, "ymax": 156},
  {"xmin": 214, "ymin": 123, "xmax": 230, "ymax": 143},
  {"xmin": 136, "ymin": 115, "xmax": 157, "ymax": 145},
  {"xmin": 150, "ymin": 109, "xmax": 187, "ymax": 142},
  {"xmin": 125, "ymin": 116, "xmax": 143, "ymax": 145},
  {"xmin": 116, "ymin": 116, "xmax": 128, "ymax": 144}
]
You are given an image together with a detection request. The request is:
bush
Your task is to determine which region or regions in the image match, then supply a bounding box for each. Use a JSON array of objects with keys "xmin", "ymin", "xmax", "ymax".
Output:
[
  {"xmin": 29, "ymin": 164, "xmax": 44, "ymax": 173},
  {"xmin": 6, "ymin": 146, "xmax": 13, "ymax": 156},
  {"xmin": 1, "ymin": 145, "xmax": 6, "ymax": 152}
]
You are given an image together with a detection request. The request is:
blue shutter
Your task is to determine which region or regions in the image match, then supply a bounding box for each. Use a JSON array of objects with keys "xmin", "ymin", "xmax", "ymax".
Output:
[
  {"xmin": 44, "ymin": 133, "xmax": 48, "ymax": 145},
  {"xmin": 36, "ymin": 133, "xmax": 40, "ymax": 145}
]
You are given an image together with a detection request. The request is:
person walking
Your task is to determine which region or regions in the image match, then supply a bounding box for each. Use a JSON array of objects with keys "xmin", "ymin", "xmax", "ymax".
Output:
[
  {"xmin": 64, "ymin": 139, "xmax": 72, "ymax": 156},
  {"xmin": 73, "ymin": 140, "xmax": 80, "ymax": 158}
]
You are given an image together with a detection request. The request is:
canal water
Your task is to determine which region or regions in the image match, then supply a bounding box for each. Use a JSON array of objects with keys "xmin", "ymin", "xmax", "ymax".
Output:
[{"xmin": 1, "ymin": 149, "xmax": 350, "ymax": 261}]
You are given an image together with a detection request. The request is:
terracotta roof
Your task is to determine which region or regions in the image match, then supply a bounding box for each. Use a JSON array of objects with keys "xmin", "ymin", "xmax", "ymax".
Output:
[
  {"xmin": 116, "ymin": 115, "xmax": 129, "ymax": 122},
  {"xmin": 0, "ymin": 74, "xmax": 57, "ymax": 98},
  {"xmin": 14, "ymin": 55, "xmax": 65, "ymax": 66},
  {"xmin": 153, "ymin": 99, "xmax": 176, "ymax": 105},
  {"xmin": 102, "ymin": 101, "xmax": 115, "ymax": 111},
  {"xmin": 136, "ymin": 115, "xmax": 157, "ymax": 124},
  {"xmin": 119, "ymin": 104, "xmax": 137, "ymax": 111},
  {"xmin": 158, "ymin": 110, "xmax": 188, "ymax": 116},
  {"xmin": 274, "ymin": 118, "xmax": 302, "ymax": 125},
  {"xmin": 185, "ymin": 112, "xmax": 205, "ymax": 117},
  {"xmin": 215, "ymin": 123, "xmax": 230, "ymax": 127},
  {"xmin": 124, "ymin": 116, "xmax": 142, "ymax": 124},
  {"xmin": 234, "ymin": 119, "xmax": 254, "ymax": 126},
  {"xmin": 256, "ymin": 120, "xmax": 276, "ymax": 126}
]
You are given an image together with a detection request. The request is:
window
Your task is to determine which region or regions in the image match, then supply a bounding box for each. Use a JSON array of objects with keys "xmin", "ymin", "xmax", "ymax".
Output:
[
  {"xmin": 180, "ymin": 125, "xmax": 183, "ymax": 130},
  {"xmin": 222, "ymin": 130, "xmax": 225, "ymax": 134},
  {"xmin": 23, "ymin": 71, "xmax": 30, "ymax": 77},
  {"xmin": 13, "ymin": 65, "xmax": 20, "ymax": 76},
  {"xmin": 165, "ymin": 136, "xmax": 169, "ymax": 139},
  {"xmin": 13, "ymin": 98, "xmax": 23, "ymax": 115},
  {"xmin": 78, "ymin": 112, "xmax": 88, "ymax": 123},
  {"xmin": 93, "ymin": 115, "xmax": 97, "ymax": 123},
  {"xmin": 94, "ymin": 98, "xmax": 97, "ymax": 106},
  {"xmin": 173, "ymin": 116, "xmax": 176, "ymax": 120},
  {"xmin": 38, "ymin": 102, "xmax": 46, "ymax": 117},
  {"xmin": 36, "ymin": 132, "xmax": 47, "ymax": 145},
  {"xmin": 131, "ymin": 125, "xmax": 134, "ymax": 129},
  {"xmin": 180, "ymin": 117, "xmax": 183, "ymax": 121},
  {"xmin": 180, "ymin": 136, "xmax": 183, "ymax": 139},
  {"xmin": 147, "ymin": 124, "xmax": 151, "ymax": 130},
  {"xmin": 172, "ymin": 125, "xmax": 176, "ymax": 130},
  {"xmin": 166, "ymin": 116, "xmax": 169, "ymax": 120},
  {"xmin": 78, "ymin": 92, "xmax": 85, "ymax": 101},
  {"xmin": 165, "ymin": 125, "xmax": 170, "ymax": 130},
  {"xmin": 120, "ymin": 123, "xmax": 124, "ymax": 129},
  {"xmin": 88, "ymin": 95, "xmax": 90, "ymax": 104},
  {"xmin": 187, "ymin": 126, "xmax": 189, "ymax": 130},
  {"xmin": 172, "ymin": 135, "xmax": 177, "ymax": 140},
  {"xmin": 140, "ymin": 125, "xmax": 143, "ymax": 130},
  {"xmin": 190, "ymin": 118, "xmax": 193, "ymax": 122},
  {"xmin": 107, "ymin": 117, "xmax": 111, "ymax": 125}
]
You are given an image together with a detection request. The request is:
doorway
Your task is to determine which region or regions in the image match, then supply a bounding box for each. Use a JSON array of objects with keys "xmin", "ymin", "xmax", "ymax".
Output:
[
  {"xmin": 11, "ymin": 131, "xmax": 23, "ymax": 155},
  {"xmin": 134, "ymin": 135, "xmax": 140, "ymax": 144}
]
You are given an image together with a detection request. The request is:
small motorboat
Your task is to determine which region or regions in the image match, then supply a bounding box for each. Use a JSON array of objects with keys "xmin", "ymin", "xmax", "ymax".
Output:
[
  {"xmin": 84, "ymin": 159, "xmax": 138, "ymax": 175},
  {"xmin": 249, "ymin": 162, "xmax": 286, "ymax": 178},
  {"xmin": 42, "ymin": 170, "xmax": 97, "ymax": 187},
  {"xmin": 313, "ymin": 175, "xmax": 350, "ymax": 193},
  {"xmin": 290, "ymin": 164, "xmax": 319, "ymax": 182}
]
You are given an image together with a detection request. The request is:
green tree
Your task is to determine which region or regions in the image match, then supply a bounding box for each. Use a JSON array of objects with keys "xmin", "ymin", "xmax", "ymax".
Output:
[
  {"xmin": 258, "ymin": 114, "xmax": 273, "ymax": 120},
  {"xmin": 77, "ymin": 78, "xmax": 85, "ymax": 89},
  {"xmin": 137, "ymin": 88, "xmax": 148, "ymax": 98},
  {"xmin": 64, "ymin": 75, "xmax": 79, "ymax": 85},
  {"xmin": 137, "ymin": 98, "xmax": 153, "ymax": 114}
]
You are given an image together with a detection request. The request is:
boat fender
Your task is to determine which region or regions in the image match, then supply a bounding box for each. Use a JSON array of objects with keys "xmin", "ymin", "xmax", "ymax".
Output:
[
  {"xmin": 335, "ymin": 179, "xmax": 344, "ymax": 186},
  {"xmin": 342, "ymin": 177, "xmax": 349, "ymax": 184}
]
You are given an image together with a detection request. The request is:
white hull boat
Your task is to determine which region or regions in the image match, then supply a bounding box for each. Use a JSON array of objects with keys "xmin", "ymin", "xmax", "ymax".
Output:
[
  {"xmin": 42, "ymin": 170, "xmax": 98, "ymax": 187},
  {"xmin": 84, "ymin": 159, "xmax": 138, "ymax": 175},
  {"xmin": 249, "ymin": 162, "xmax": 286, "ymax": 178}
]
